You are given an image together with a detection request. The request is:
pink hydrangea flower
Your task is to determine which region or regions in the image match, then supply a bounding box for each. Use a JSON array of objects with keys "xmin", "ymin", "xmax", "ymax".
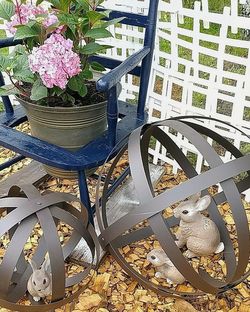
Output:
[
  {"xmin": 6, "ymin": 3, "xmax": 46, "ymax": 34},
  {"xmin": 42, "ymin": 14, "xmax": 59, "ymax": 28},
  {"xmin": 28, "ymin": 34, "xmax": 82, "ymax": 89},
  {"xmin": 6, "ymin": 3, "xmax": 62, "ymax": 34}
]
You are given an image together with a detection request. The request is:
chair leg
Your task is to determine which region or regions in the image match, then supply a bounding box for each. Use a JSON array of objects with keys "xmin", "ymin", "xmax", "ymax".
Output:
[{"xmin": 78, "ymin": 170, "xmax": 94, "ymax": 225}]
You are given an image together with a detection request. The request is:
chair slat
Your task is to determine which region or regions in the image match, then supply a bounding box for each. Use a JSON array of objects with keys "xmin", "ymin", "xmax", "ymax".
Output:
[{"xmin": 97, "ymin": 8, "xmax": 148, "ymax": 27}]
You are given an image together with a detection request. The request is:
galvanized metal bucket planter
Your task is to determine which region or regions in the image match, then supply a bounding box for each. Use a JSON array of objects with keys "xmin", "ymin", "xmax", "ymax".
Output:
[{"xmin": 18, "ymin": 96, "xmax": 107, "ymax": 179}]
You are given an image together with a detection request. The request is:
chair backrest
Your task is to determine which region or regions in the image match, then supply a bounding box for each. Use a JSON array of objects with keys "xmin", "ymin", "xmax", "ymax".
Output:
[
  {"xmin": 144, "ymin": 0, "xmax": 250, "ymax": 185},
  {"xmin": 96, "ymin": 0, "xmax": 159, "ymax": 118}
]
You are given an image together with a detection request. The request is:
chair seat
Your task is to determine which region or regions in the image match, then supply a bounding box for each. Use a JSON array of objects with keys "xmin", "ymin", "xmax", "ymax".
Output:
[
  {"xmin": 75, "ymin": 109, "xmax": 147, "ymax": 169},
  {"xmin": 0, "ymin": 101, "xmax": 147, "ymax": 171},
  {"xmin": 0, "ymin": 105, "xmax": 27, "ymax": 127}
]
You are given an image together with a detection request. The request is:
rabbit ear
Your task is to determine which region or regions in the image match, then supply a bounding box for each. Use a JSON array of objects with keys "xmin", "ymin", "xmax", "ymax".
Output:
[
  {"xmin": 188, "ymin": 192, "xmax": 201, "ymax": 203},
  {"xmin": 29, "ymin": 259, "xmax": 38, "ymax": 272},
  {"xmin": 41, "ymin": 257, "xmax": 50, "ymax": 272},
  {"xmin": 174, "ymin": 208, "xmax": 180, "ymax": 218},
  {"xmin": 157, "ymin": 250, "xmax": 174, "ymax": 266},
  {"xmin": 195, "ymin": 195, "xmax": 211, "ymax": 211}
]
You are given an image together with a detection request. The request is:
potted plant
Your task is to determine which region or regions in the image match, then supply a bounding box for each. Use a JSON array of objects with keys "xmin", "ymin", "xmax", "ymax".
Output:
[{"xmin": 0, "ymin": 0, "xmax": 122, "ymax": 178}]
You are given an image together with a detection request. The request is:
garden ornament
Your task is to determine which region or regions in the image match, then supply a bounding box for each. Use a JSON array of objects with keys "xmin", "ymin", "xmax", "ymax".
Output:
[
  {"xmin": 0, "ymin": 183, "xmax": 99, "ymax": 311},
  {"xmin": 174, "ymin": 194, "xmax": 225, "ymax": 258},
  {"xmin": 27, "ymin": 258, "xmax": 52, "ymax": 302},
  {"xmin": 147, "ymin": 249, "xmax": 186, "ymax": 284},
  {"xmin": 96, "ymin": 117, "xmax": 250, "ymax": 297}
]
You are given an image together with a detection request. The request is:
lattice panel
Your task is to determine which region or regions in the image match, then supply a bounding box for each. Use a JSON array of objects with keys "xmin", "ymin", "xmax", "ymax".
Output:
[{"xmin": 103, "ymin": 0, "xmax": 250, "ymax": 199}]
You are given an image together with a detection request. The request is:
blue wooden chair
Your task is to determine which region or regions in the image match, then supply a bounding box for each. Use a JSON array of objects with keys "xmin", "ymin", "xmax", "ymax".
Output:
[{"xmin": 0, "ymin": 1, "xmax": 159, "ymax": 223}]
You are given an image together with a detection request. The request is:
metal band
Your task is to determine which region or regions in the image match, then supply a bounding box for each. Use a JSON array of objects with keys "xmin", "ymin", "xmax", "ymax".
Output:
[
  {"xmin": 97, "ymin": 116, "xmax": 250, "ymax": 298},
  {"xmin": 0, "ymin": 184, "xmax": 98, "ymax": 311}
]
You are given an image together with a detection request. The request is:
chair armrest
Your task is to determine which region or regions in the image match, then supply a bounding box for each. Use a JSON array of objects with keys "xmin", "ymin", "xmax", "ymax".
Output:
[
  {"xmin": 96, "ymin": 46, "xmax": 150, "ymax": 92},
  {"xmin": 0, "ymin": 37, "xmax": 22, "ymax": 49}
]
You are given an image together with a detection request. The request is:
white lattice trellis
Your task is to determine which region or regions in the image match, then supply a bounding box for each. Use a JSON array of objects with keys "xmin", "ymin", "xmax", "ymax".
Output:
[{"xmin": 102, "ymin": 0, "xmax": 250, "ymax": 199}]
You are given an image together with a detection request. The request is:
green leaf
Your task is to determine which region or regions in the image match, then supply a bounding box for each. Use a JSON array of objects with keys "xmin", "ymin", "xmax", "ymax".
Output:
[
  {"xmin": 85, "ymin": 27, "xmax": 112, "ymax": 39},
  {"xmin": 12, "ymin": 45, "xmax": 26, "ymax": 55},
  {"xmin": 13, "ymin": 54, "xmax": 34, "ymax": 83},
  {"xmin": 81, "ymin": 69, "xmax": 93, "ymax": 79},
  {"xmin": 46, "ymin": 0, "xmax": 71, "ymax": 11},
  {"xmin": 13, "ymin": 70, "xmax": 34, "ymax": 83},
  {"xmin": 90, "ymin": 61, "xmax": 105, "ymax": 72},
  {"xmin": 97, "ymin": 0, "xmax": 105, "ymax": 5},
  {"xmin": 68, "ymin": 75, "xmax": 87, "ymax": 97},
  {"xmin": 14, "ymin": 25, "xmax": 39, "ymax": 40},
  {"xmin": 87, "ymin": 11, "xmax": 106, "ymax": 24},
  {"xmin": 75, "ymin": 0, "xmax": 90, "ymax": 11},
  {"xmin": 58, "ymin": 12, "xmax": 77, "ymax": 35},
  {"xmin": 60, "ymin": 0, "xmax": 72, "ymax": 11},
  {"xmin": 58, "ymin": 12, "xmax": 78, "ymax": 25},
  {"xmin": 80, "ymin": 42, "xmax": 104, "ymax": 55},
  {"xmin": 61, "ymin": 92, "xmax": 75, "ymax": 104},
  {"xmin": 30, "ymin": 79, "xmax": 48, "ymax": 101},
  {"xmin": 14, "ymin": 54, "xmax": 29, "ymax": 69},
  {"xmin": 0, "ymin": 54, "xmax": 13, "ymax": 71},
  {"xmin": 51, "ymin": 86, "xmax": 65, "ymax": 96},
  {"xmin": 0, "ymin": 0, "xmax": 15, "ymax": 21},
  {"xmin": 0, "ymin": 85, "xmax": 20, "ymax": 96},
  {"xmin": 102, "ymin": 17, "xmax": 124, "ymax": 28}
]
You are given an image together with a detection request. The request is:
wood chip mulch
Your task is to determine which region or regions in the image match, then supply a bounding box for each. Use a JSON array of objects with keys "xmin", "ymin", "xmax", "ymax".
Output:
[{"xmin": 0, "ymin": 122, "xmax": 249, "ymax": 312}]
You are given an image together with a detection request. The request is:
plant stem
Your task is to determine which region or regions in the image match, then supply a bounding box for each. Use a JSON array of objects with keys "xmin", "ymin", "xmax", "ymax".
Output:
[
  {"xmin": 15, "ymin": 0, "xmax": 22, "ymax": 24},
  {"xmin": 7, "ymin": 72, "xmax": 29, "ymax": 97}
]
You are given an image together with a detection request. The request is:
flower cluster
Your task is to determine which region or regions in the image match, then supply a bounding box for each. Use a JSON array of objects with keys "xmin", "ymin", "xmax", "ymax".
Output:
[
  {"xmin": 6, "ymin": 3, "xmax": 60, "ymax": 34},
  {"xmin": 28, "ymin": 34, "xmax": 82, "ymax": 89},
  {"xmin": 0, "ymin": 0, "xmax": 114, "ymax": 103}
]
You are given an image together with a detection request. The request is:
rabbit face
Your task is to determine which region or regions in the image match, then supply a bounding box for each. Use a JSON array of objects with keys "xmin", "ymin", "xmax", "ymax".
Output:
[
  {"xmin": 29, "ymin": 258, "xmax": 51, "ymax": 293},
  {"xmin": 174, "ymin": 195, "xmax": 211, "ymax": 222},
  {"xmin": 31, "ymin": 271, "xmax": 50, "ymax": 292},
  {"xmin": 147, "ymin": 249, "xmax": 173, "ymax": 267}
]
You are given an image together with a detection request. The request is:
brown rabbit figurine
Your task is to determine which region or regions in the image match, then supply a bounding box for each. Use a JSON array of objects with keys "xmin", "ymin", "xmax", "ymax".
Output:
[
  {"xmin": 174, "ymin": 194, "xmax": 224, "ymax": 258},
  {"xmin": 147, "ymin": 248, "xmax": 185, "ymax": 284},
  {"xmin": 27, "ymin": 258, "xmax": 52, "ymax": 302}
]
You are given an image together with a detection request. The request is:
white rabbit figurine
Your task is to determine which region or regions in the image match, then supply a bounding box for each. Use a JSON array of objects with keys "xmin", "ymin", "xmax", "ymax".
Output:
[
  {"xmin": 147, "ymin": 248, "xmax": 186, "ymax": 284},
  {"xmin": 27, "ymin": 258, "xmax": 52, "ymax": 302},
  {"xmin": 174, "ymin": 194, "xmax": 224, "ymax": 258}
]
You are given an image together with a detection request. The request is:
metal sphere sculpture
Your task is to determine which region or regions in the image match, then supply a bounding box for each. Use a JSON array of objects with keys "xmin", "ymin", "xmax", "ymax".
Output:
[
  {"xmin": 96, "ymin": 116, "xmax": 250, "ymax": 298},
  {"xmin": 0, "ymin": 184, "xmax": 99, "ymax": 311}
]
